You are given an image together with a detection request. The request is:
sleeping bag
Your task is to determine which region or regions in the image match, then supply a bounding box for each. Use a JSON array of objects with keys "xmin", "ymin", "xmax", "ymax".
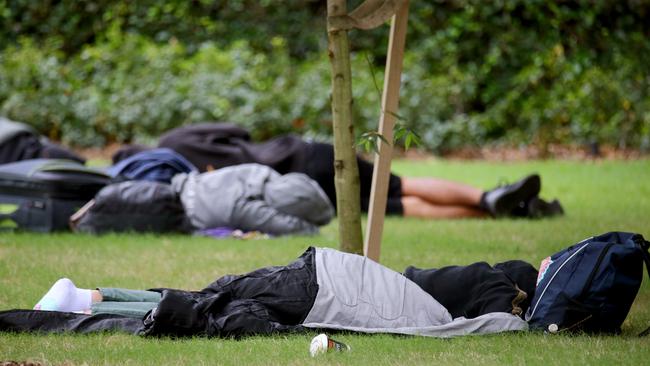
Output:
[
  {"xmin": 71, "ymin": 180, "xmax": 193, "ymax": 234},
  {"xmin": 0, "ymin": 248, "xmax": 528, "ymax": 338}
]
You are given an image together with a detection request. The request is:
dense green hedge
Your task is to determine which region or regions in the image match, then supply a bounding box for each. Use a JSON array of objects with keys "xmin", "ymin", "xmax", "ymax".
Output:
[
  {"xmin": 1, "ymin": 0, "xmax": 649, "ymax": 151},
  {"xmin": 0, "ymin": 1, "xmax": 327, "ymax": 57}
]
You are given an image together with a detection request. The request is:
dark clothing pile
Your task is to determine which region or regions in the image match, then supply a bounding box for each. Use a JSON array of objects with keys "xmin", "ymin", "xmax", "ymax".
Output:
[
  {"xmin": 117, "ymin": 122, "xmax": 404, "ymax": 214},
  {"xmin": 0, "ymin": 117, "xmax": 85, "ymax": 165},
  {"xmin": 71, "ymin": 180, "xmax": 194, "ymax": 234},
  {"xmin": 2, "ymin": 120, "xmax": 405, "ymax": 215},
  {"xmin": 107, "ymin": 148, "xmax": 197, "ymax": 183},
  {"xmin": 405, "ymin": 260, "xmax": 538, "ymax": 319},
  {"xmin": 158, "ymin": 122, "xmax": 308, "ymax": 175},
  {"xmin": 1, "ymin": 120, "xmax": 336, "ymax": 235}
]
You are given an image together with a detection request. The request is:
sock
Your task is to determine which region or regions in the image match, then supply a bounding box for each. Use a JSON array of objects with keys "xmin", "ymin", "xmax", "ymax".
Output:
[
  {"xmin": 478, "ymin": 191, "xmax": 489, "ymax": 211},
  {"xmin": 33, "ymin": 278, "xmax": 92, "ymax": 312}
]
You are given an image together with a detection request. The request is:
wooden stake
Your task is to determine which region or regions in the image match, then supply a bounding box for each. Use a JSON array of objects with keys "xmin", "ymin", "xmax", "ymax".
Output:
[{"xmin": 364, "ymin": 0, "xmax": 409, "ymax": 262}]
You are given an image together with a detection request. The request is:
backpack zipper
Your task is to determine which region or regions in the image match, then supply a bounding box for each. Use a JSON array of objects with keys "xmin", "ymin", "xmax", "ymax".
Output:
[
  {"xmin": 528, "ymin": 241, "xmax": 591, "ymax": 320},
  {"xmin": 577, "ymin": 242, "xmax": 614, "ymax": 300}
]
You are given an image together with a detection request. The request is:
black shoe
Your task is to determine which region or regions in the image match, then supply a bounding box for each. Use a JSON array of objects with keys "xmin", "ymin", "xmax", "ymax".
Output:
[
  {"xmin": 480, "ymin": 174, "xmax": 541, "ymax": 217},
  {"xmin": 527, "ymin": 197, "xmax": 564, "ymax": 218}
]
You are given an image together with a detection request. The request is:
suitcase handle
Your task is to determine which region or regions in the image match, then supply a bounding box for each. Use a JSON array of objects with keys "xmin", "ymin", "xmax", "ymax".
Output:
[{"xmin": 30, "ymin": 160, "xmax": 111, "ymax": 178}]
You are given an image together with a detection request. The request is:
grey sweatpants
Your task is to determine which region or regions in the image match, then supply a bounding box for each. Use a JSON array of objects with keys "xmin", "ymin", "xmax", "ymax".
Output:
[{"xmin": 91, "ymin": 288, "xmax": 161, "ymax": 318}]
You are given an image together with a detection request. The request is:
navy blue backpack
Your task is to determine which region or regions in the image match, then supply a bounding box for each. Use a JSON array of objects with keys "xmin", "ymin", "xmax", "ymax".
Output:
[{"xmin": 526, "ymin": 232, "xmax": 650, "ymax": 334}]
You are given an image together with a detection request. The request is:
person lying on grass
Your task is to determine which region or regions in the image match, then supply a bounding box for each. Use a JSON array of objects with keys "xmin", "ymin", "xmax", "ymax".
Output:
[
  {"xmin": 1, "ymin": 119, "xmax": 564, "ymax": 221},
  {"xmin": 1, "ymin": 247, "xmax": 537, "ymax": 338},
  {"xmin": 118, "ymin": 122, "xmax": 564, "ymax": 220},
  {"xmin": 72, "ymin": 163, "xmax": 336, "ymax": 236}
]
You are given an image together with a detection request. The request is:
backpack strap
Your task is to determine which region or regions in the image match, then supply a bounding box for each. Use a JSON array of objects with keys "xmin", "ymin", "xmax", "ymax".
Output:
[
  {"xmin": 636, "ymin": 237, "xmax": 650, "ymax": 279},
  {"xmin": 635, "ymin": 237, "xmax": 650, "ymax": 337}
]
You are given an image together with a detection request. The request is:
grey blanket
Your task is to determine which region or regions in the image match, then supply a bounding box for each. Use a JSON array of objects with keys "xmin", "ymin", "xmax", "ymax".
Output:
[
  {"xmin": 171, "ymin": 164, "xmax": 334, "ymax": 235},
  {"xmin": 302, "ymin": 248, "xmax": 528, "ymax": 337}
]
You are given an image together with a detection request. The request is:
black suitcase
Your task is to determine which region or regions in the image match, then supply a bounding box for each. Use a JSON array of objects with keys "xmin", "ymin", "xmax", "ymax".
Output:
[{"xmin": 0, "ymin": 159, "xmax": 111, "ymax": 232}]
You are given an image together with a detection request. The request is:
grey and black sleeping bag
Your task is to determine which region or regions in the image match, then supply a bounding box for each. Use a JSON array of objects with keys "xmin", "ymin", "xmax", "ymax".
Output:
[{"xmin": 72, "ymin": 180, "xmax": 193, "ymax": 234}]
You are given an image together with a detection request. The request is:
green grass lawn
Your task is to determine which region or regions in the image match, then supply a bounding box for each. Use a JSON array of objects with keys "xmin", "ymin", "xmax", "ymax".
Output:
[{"xmin": 1, "ymin": 158, "xmax": 650, "ymax": 365}]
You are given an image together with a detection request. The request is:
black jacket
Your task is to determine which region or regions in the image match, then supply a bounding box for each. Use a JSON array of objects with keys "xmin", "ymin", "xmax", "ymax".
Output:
[
  {"xmin": 0, "ymin": 248, "xmax": 318, "ymax": 337},
  {"xmin": 404, "ymin": 260, "xmax": 538, "ymax": 319},
  {"xmin": 157, "ymin": 122, "xmax": 309, "ymax": 174},
  {"xmin": 141, "ymin": 247, "xmax": 318, "ymax": 337}
]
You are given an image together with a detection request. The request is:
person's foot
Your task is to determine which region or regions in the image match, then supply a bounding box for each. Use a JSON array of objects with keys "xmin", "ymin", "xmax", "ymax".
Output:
[
  {"xmin": 480, "ymin": 174, "xmax": 541, "ymax": 217},
  {"xmin": 33, "ymin": 278, "xmax": 92, "ymax": 312},
  {"xmin": 527, "ymin": 197, "xmax": 564, "ymax": 218}
]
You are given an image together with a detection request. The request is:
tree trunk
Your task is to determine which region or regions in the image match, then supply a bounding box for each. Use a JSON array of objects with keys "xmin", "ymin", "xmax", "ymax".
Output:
[{"xmin": 327, "ymin": 0, "xmax": 363, "ymax": 254}]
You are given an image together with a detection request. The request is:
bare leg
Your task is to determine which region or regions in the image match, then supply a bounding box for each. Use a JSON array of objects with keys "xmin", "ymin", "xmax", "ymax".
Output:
[
  {"xmin": 401, "ymin": 196, "xmax": 487, "ymax": 219},
  {"xmin": 401, "ymin": 177, "xmax": 483, "ymax": 207},
  {"xmin": 91, "ymin": 290, "xmax": 103, "ymax": 303}
]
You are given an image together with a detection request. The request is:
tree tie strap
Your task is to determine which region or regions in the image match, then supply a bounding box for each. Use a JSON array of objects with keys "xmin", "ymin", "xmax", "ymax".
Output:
[{"xmin": 328, "ymin": 0, "xmax": 407, "ymax": 30}]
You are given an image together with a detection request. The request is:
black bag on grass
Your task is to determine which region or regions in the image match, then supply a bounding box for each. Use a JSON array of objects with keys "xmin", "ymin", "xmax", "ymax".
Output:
[
  {"xmin": 0, "ymin": 159, "xmax": 110, "ymax": 232},
  {"xmin": 71, "ymin": 180, "xmax": 193, "ymax": 234},
  {"xmin": 526, "ymin": 232, "xmax": 650, "ymax": 334},
  {"xmin": 0, "ymin": 117, "xmax": 85, "ymax": 164}
]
